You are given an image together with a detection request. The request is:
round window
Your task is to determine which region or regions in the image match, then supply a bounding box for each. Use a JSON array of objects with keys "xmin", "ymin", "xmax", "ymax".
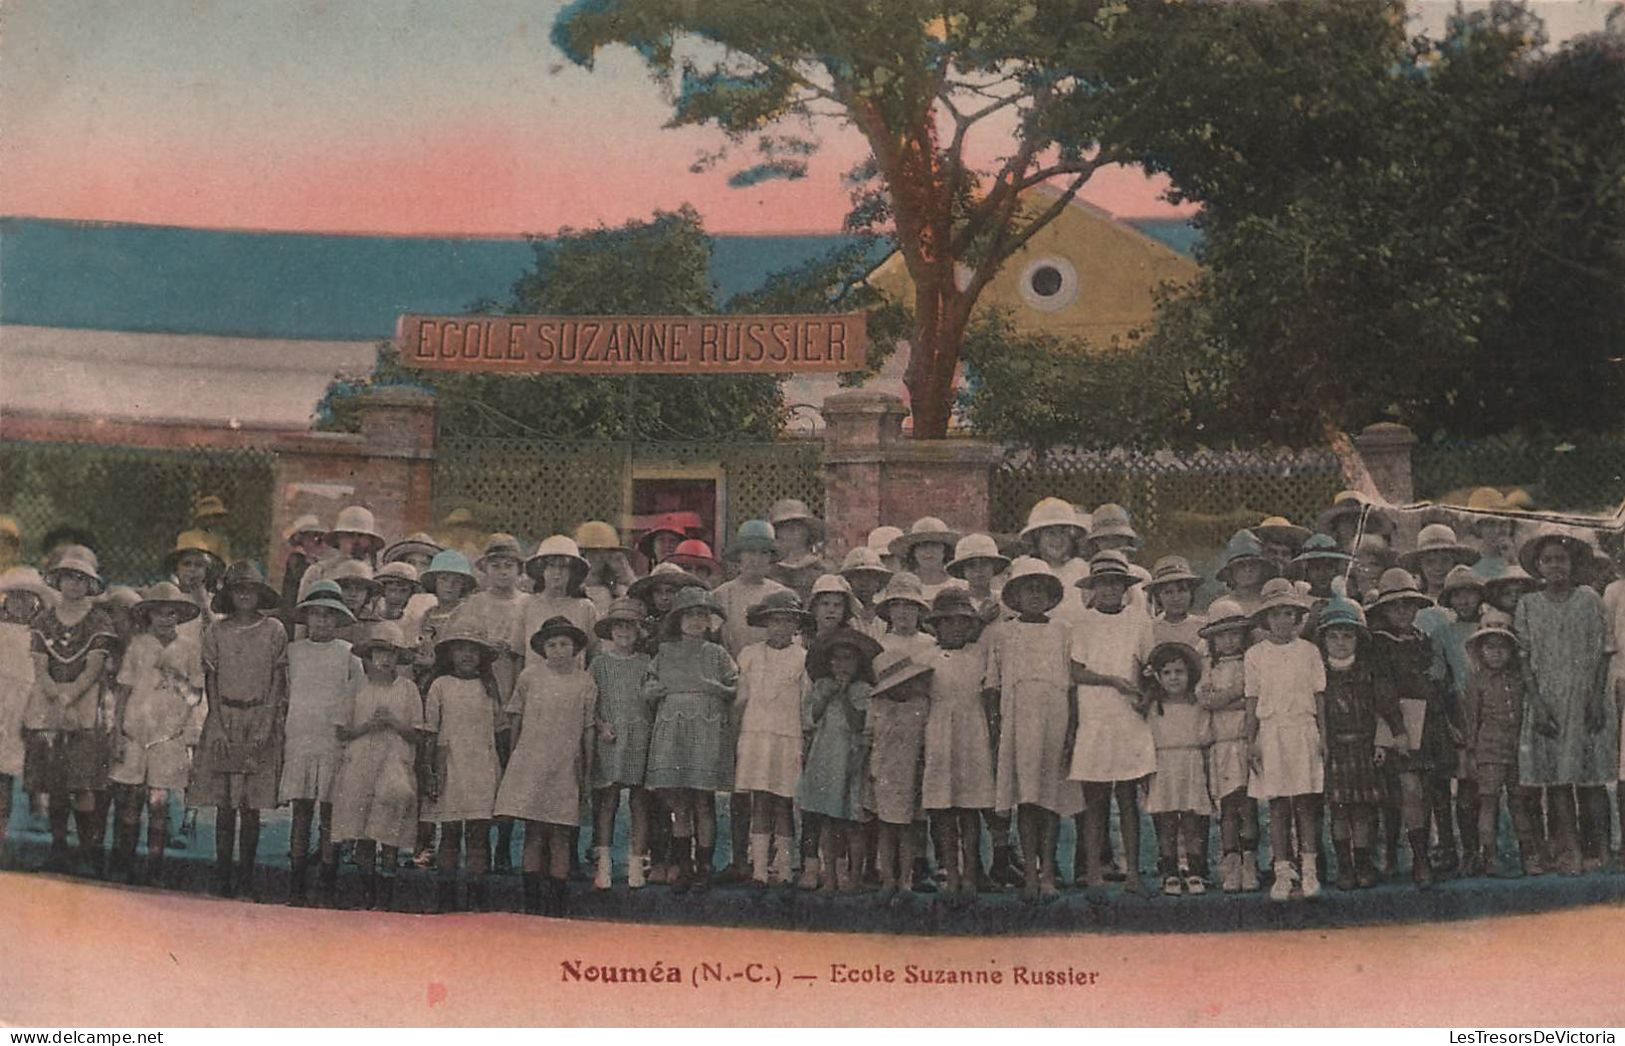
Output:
[{"xmin": 1017, "ymin": 256, "xmax": 1078, "ymax": 312}]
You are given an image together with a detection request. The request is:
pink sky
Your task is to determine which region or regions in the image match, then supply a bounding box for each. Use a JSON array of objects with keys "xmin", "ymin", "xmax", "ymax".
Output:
[{"xmin": 3, "ymin": 1, "xmax": 1609, "ymax": 237}]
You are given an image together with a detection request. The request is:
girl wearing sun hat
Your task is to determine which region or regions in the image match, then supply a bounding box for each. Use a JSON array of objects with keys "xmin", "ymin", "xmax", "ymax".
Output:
[
  {"xmin": 767, "ymin": 500, "xmax": 831, "ymax": 604},
  {"xmin": 518, "ymin": 535, "xmax": 599, "ymax": 673},
  {"xmin": 875, "ymin": 572, "xmax": 937, "ymax": 658},
  {"xmin": 0, "ymin": 568, "xmax": 54, "ymax": 847},
  {"xmin": 1458, "ymin": 623, "xmax": 1542, "ymax": 878},
  {"xmin": 424, "ymin": 620, "xmax": 501, "ymax": 913},
  {"xmin": 920, "ymin": 588, "xmax": 996, "ymax": 900},
  {"xmin": 1196, "ymin": 599, "xmax": 1261, "ymax": 892},
  {"xmin": 799, "ymin": 626, "xmax": 881, "ymax": 892},
  {"xmin": 1513, "ymin": 528, "xmax": 1613, "ymax": 875},
  {"xmin": 946, "ymin": 533, "xmax": 1010, "ymax": 624},
  {"xmin": 890, "ymin": 517, "xmax": 962, "ymax": 602},
  {"xmin": 987, "ymin": 557, "xmax": 1083, "ymax": 902}
]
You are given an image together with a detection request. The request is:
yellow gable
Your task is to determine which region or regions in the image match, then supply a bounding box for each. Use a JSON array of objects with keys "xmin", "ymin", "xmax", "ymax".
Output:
[{"xmin": 867, "ymin": 190, "xmax": 1198, "ymax": 349}]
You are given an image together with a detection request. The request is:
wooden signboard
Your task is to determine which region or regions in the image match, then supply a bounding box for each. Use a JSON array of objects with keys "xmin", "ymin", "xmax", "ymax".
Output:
[{"xmin": 398, "ymin": 313, "xmax": 866, "ymax": 374}]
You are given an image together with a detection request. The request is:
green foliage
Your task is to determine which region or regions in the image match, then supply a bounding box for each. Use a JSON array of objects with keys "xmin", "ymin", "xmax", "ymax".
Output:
[
  {"xmin": 318, "ymin": 207, "xmax": 786, "ymax": 441},
  {"xmin": 1076, "ymin": 0, "xmax": 1625, "ymax": 443}
]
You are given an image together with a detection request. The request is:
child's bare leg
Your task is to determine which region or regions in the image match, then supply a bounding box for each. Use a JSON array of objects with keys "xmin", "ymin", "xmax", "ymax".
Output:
[
  {"xmin": 931, "ymin": 811, "xmax": 960, "ymax": 892},
  {"xmin": 237, "ymin": 808, "xmax": 261, "ymax": 898},
  {"xmin": 144, "ymin": 791, "xmax": 169, "ymax": 882},
  {"xmin": 1114, "ymin": 781, "xmax": 1142, "ymax": 893},
  {"xmin": 959, "ymin": 811, "xmax": 981, "ymax": 894},
  {"xmin": 1182, "ymin": 814, "xmax": 1209, "ymax": 882},
  {"xmin": 693, "ymin": 790, "xmax": 717, "ymax": 887},
  {"xmin": 1547, "ymin": 785, "xmax": 1581, "ymax": 873},
  {"xmin": 213, "ymin": 806, "xmax": 237, "ymax": 894},
  {"xmin": 1152, "ymin": 812, "xmax": 1178, "ymax": 880},
  {"xmin": 547, "ymin": 824, "xmax": 572, "ymax": 881},
  {"xmin": 728, "ymin": 791, "xmax": 751, "ymax": 879},
  {"xmin": 522, "ymin": 820, "xmax": 546, "ymax": 874},
  {"xmin": 630, "ymin": 787, "xmax": 652, "ymax": 858},
  {"xmin": 1268, "ymin": 798, "xmax": 1295, "ymax": 868},
  {"xmin": 1295, "ymin": 796, "xmax": 1322, "ymax": 859},
  {"xmin": 1080, "ymin": 785, "xmax": 1109, "ymax": 888},
  {"xmin": 817, "ymin": 819, "xmax": 838, "ymax": 891},
  {"xmin": 593, "ymin": 786, "xmax": 619, "ymax": 848},
  {"xmin": 436, "ymin": 820, "xmax": 463, "ymax": 877},
  {"xmin": 465, "ymin": 817, "xmax": 490, "ymax": 878},
  {"xmin": 841, "ymin": 822, "xmax": 867, "ymax": 891},
  {"xmin": 899, "ymin": 822, "xmax": 919, "ymax": 894},
  {"xmin": 1015, "ymin": 804, "xmax": 1041, "ymax": 901},
  {"xmin": 289, "ymin": 799, "xmax": 313, "ymax": 862},
  {"xmin": 316, "ymin": 802, "xmax": 334, "ymax": 865},
  {"xmin": 876, "ymin": 822, "xmax": 899, "ymax": 891},
  {"xmin": 1038, "ymin": 810, "xmax": 1060, "ymax": 898},
  {"xmin": 1576, "ymin": 785, "xmax": 1609, "ymax": 867}
]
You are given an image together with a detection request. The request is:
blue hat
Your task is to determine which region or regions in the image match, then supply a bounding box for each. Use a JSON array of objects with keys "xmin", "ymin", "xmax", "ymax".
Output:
[
  {"xmin": 420, "ymin": 550, "xmax": 477, "ymax": 591},
  {"xmin": 1316, "ymin": 588, "xmax": 1367, "ymax": 634},
  {"xmin": 1217, "ymin": 530, "xmax": 1277, "ymax": 583},
  {"xmin": 295, "ymin": 580, "xmax": 356, "ymax": 624},
  {"xmin": 728, "ymin": 519, "xmax": 779, "ymax": 559}
]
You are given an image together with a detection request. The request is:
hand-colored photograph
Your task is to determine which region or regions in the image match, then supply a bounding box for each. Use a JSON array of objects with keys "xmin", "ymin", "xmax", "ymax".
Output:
[{"xmin": 2, "ymin": 0, "xmax": 1623, "ymax": 1029}]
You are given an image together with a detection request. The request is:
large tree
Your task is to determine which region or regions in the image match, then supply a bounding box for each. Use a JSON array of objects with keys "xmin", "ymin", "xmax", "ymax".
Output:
[{"xmin": 554, "ymin": 1, "xmax": 1136, "ymax": 438}]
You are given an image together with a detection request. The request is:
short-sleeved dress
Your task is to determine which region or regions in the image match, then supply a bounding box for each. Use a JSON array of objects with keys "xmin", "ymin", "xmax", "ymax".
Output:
[
  {"xmin": 1245, "ymin": 638, "xmax": 1326, "ymax": 800},
  {"xmin": 644, "ymin": 638, "xmax": 739, "ymax": 792},
  {"xmin": 988, "ymin": 618, "xmax": 1083, "ymax": 816},
  {"xmin": 423, "ymin": 674, "xmax": 501, "ymax": 822},
  {"xmin": 494, "ymin": 664, "xmax": 596, "ymax": 826},
  {"xmin": 278, "ymin": 638, "xmax": 362, "ymax": 803},
  {"xmin": 866, "ymin": 632, "xmax": 937, "ymax": 825},
  {"xmin": 1320, "ymin": 658, "xmax": 1391, "ymax": 805},
  {"xmin": 109, "ymin": 632, "xmax": 204, "ymax": 791},
  {"xmin": 0, "ymin": 620, "xmax": 37, "ymax": 777},
  {"xmin": 331, "ymin": 676, "xmax": 424, "ymax": 849},
  {"xmin": 1197, "ymin": 654, "xmax": 1249, "ymax": 801},
  {"xmin": 1068, "ymin": 607, "xmax": 1156, "ymax": 783},
  {"xmin": 591, "ymin": 649, "xmax": 654, "ymax": 788},
  {"xmin": 24, "ymin": 604, "xmax": 119, "ymax": 792},
  {"xmin": 516, "ymin": 593, "xmax": 598, "ymax": 668},
  {"xmin": 798, "ymin": 676, "xmax": 871, "ymax": 820},
  {"xmin": 189, "ymin": 614, "xmax": 289, "ymax": 809},
  {"xmin": 1515, "ymin": 587, "xmax": 1614, "ymax": 787},
  {"xmin": 732, "ymin": 641, "xmax": 809, "ymax": 798},
  {"xmin": 921, "ymin": 643, "xmax": 995, "ymax": 811},
  {"xmin": 1152, "ymin": 615, "xmax": 1207, "ymax": 652},
  {"xmin": 1144, "ymin": 697, "xmax": 1213, "ymax": 814}
]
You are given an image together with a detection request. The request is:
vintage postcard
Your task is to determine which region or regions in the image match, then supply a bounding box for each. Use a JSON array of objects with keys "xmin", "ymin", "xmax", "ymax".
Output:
[{"xmin": 2, "ymin": 0, "xmax": 1623, "ymax": 1029}]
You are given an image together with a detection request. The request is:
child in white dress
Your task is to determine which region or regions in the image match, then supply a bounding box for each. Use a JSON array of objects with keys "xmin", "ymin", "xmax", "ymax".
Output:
[
  {"xmin": 1245, "ymin": 578, "xmax": 1327, "ymax": 902},
  {"xmin": 1142, "ymin": 643, "xmax": 1213, "ymax": 895},
  {"xmin": 0, "ymin": 568, "xmax": 50, "ymax": 855},
  {"xmin": 1196, "ymin": 600, "xmax": 1260, "ymax": 893},
  {"xmin": 920, "ymin": 589, "xmax": 994, "ymax": 902},
  {"xmin": 424, "ymin": 622, "xmax": 502, "ymax": 912},
  {"xmin": 732, "ymin": 591, "xmax": 811, "ymax": 887}
]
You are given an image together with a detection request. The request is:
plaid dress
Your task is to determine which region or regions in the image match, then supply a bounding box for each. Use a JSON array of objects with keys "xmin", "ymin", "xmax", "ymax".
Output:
[{"xmin": 1321, "ymin": 659, "xmax": 1387, "ymax": 804}]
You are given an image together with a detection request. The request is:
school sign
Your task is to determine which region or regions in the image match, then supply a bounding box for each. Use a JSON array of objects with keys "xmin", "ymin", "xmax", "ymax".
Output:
[{"xmin": 398, "ymin": 313, "xmax": 867, "ymax": 374}]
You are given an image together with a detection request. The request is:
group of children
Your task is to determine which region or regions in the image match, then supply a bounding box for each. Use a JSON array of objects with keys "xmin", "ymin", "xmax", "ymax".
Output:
[{"xmin": 0, "ymin": 488, "xmax": 1620, "ymax": 914}]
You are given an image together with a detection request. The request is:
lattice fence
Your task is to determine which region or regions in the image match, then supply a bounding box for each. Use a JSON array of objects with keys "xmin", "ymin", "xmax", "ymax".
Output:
[
  {"xmin": 434, "ymin": 436, "xmax": 823, "ymax": 547},
  {"xmin": 994, "ymin": 446, "xmax": 1346, "ymax": 570},
  {"xmin": 0, "ymin": 440, "xmax": 276, "ymax": 586},
  {"xmin": 1414, "ymin": 433, "xmax": 1625, "ymax": 514}
]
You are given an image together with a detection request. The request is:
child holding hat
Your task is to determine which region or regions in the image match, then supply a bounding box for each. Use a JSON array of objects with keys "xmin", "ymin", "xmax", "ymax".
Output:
[
  {"xmin": 799, "ymin": 626, "xmax": 881, "ymax": 892},
  {"xmin": 920, "ymin": 589, "xmax": 996, "ymax": 901},
  {"xmin": 279, "ymin": 580, "xmax": 363, "ymax": 905},
  {"xmin": 424, "ymin": 621, "xmax": 502, "ymax": 912},
  {"xmin": 0, "ymin": 568, "xmax": 53, "ymax": 856},
  {"xmin": 189, "ymin": 560, "xmax": 288, "ymax": 899},
  {"xmin": 496, "ymin": 615, "xmax": 596, "ymax": 916},
  {"xmin": 1245, "ymin": 577, "xmax": 1326, "ymax": 901},
  {"xmin": 867, "ymin": 648, "xmax": 935, "ymax": 901},
  {"xmin": 589, "ymin": 597, "xmax": 655, "ymax": 890},
  {"xmin": 1459, "ymin": 623, "xmax": 1540, "ymax": 876},
  {"xmin": 1196, "ymin": 599, "xmax": 1261, "ymax": 892},
  {"xmin": 986, "ymin": 557, "xmax": 1083, "ymax": 903},
  {"xmin": 331, "ymin": 622, "xmax": 423, "ymax": 911},
  {"xmin": 26, "ymin": 546, "xmax": 117, "ymax": 875},
  {"xmin": 733, "ymin": 591, "xmax": 812, "ymax": 887},
  {"xmin": 1069, "ymin": 550, "xmax": 1156, "ymax": 896},
  {"xmin": 106, "ymin": 582, "xmax": 203, "ymax": 885},
  {"xmin": 1513, "ymin": 529, "xmax": 1613, "ymax": 875}
]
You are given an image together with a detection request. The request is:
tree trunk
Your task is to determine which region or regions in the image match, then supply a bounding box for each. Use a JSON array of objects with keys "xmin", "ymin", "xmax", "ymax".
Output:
[{"xmin": 905, "ymin": 274, "xmax": 966, "ymax": 439}]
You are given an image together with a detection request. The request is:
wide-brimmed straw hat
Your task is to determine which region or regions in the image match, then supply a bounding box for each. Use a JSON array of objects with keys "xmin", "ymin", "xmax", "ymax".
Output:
[
  {"xmin": 890, "ymin": 517, "xmax": 961, "ymax": 563},
  {"xmin": 1018, "ymin": 497, "xmax": 1089, "ymax": 542},
  {"xmin": 1400, "ymin": 524, "xmax": 1479, "ymax": 574},
  {"xmin": 635, "ymin": 512, "xmax": 699, "ymax": 560},
  {"xmin": 573, "ymin": 520, "xmax": 630, "ymax": 555},
  {"xmin": 1315, "ymin": 491, "xmax": 1397, "ymax": 540},
  {"xmin": 1436, "ymin": 564, "xmax": 1486, "ymax": 605},
  {"xmin": 767, "ymin": 499, "xmax": 825, "ymax": 545},
  {"xmin": 211, "ymin": 560, "xmax": 279, "ymax": 613},
  {"xmin": 1146, "ymin": 642, "xmax": 1204, "ymax": 687},
  {"xmin": 1253, "ymin": 577, "xmax": 1311, "ymax": 618},
  {"xmin": 1517, "ymin": 528, "xmax": 1598, "ymax": 584},
  {"xmin": 0, "ymin": 566, "xmax": 56, "ymax": 611},
  {"xmin": 727, "ymin": 519, "xmax": 778, "ymax": 560},
  {"xmin": 866, "ymin": 526, "xmax": 903, "ymax": 557},
  {"xmin": 1288, "ymin": 533, "xmax": 1351, "ymax": 579},
  {"xmin": 1364, "ymin": 568, "xmax": 1434, "ymax": 613},
  {"xmin": 383, "ymin": 532, "xmax": 442, "ymax": 565},
  {"xmin": 326, "ymin": 506, "xmax": 385, "ymax": 553},
  {"xmin": 283, "ymin": 514, "xmax": 324, "ymax": 543},
  {"xmin": 839, "ymin": 545, "xmax": 894, "ymax": 582},
  {"xmin": 193, "ymin": 495, "xmax": 229, "ymax": 521},
  {"xmin": 628, "ymin": 561, "xmax": 707, "ymax": 602},
  {"xmin": 1315, "ymin": 588, "xmax": 1368, "ymax": 635},
  {"xmin": 925, "ymin": 587, "xmax": 981, "ymax": 624},
  {"xmin": 806, "ymin": 626, "xmax": 882, "ymax": 683},
  {"xmin": 1465, "ymin": 623, "xmax": 1520, "ymax": 656},
  {"xmin": 808, "ymin": 572, "xmax": 860, "ymax": 619},
  {"xmin": 874, "ymin": 572, "xmax": 931, "ymax": 622},
  {"xmin": 1083, "ymin": 503, "xmax": 1140, "ymax": 552},
  {"xmin": 667, "ymin": 539, "xmax": 722, "ymax": 581},
  {"xmin": 662, "ymin": 585, "xmax": 723, "ymax": 638},
  {"xmin": 1253, "ymin": 516, "xmax": 1311, "ymax": 550},
  {"xmin": 477, "ymin": 533, "xmax": 525, "ymax": 570},
  {"xmin": 947, "ymin": 533, "xmax": 1011, "ymax": 578},
  {"xmin": 419, "ymin": 550, "xmax": 478, "ymax": 593},
  {"xmin": 44, "ymin": 545, "xmax": 105, "ymax": 596},
  {"xmin": 131, "ymin": 581, "xmax": 202, "ymax": 626},
  {"xmin": 525, "ymin": 535, "xmax": 590, "ymax": 586},
  {"xmin": 871, "ymin": 649, "xmax": 935, "ymax": 697},
  {"xmin": 325, "ymin": 558, "xmax": 380, "ymax": 598},
  {"xmin": 294, "ymin": 580, "xmax": 356, "ymax": 624},
  {"xmin": 1079, "ymin": 549, "xmax": 1141, "ymax": 589},
  {"xmin": 1480, "ymin": 563, "xmax": 1541, "ymax": 599},
  {"xmin": 433, "ymin": 620, "xmax": 496, "ymax": 666},
  {"xmin": 1198, "ymin": 597, "xmax": 1252, "ymax": 637},
  {"xmin": 746, "ymin": 589, "xmax": 811, "ymax": 629},
  {"xmin": 163, "ymin": 529, "xmax": 226, "ymax": 579},
  {"xmin": 354, "ymin": 621, "xmax": 411, "ymax": 660},
  {"xmin": 1000, "ymin": 556, "xmax": 1063, "ymax": 612},
  {"xmin": 529, "ymin": 614, "xmax": 589, "ymax": 656},
  {"xmin": 1215, "ymin": 530, "xmax": 1276, "ymax": 584},
  {"xmin": 594, "ymin": 597, "xmax": 648, "ymax": 640},
  {"xmin": 374, "ymin": 561, "xmax": 422, "ymax": 590},
  {"xmin": 1144, "ymin": 555, "xmax": 1201, "ymax": 592}
]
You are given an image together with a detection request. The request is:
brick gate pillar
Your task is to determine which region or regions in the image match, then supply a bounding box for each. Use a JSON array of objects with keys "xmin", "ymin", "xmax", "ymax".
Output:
[
  {"xmin": 1353, "ymin": 422, "xmax": 1417, "ymax": 505},
  {"xmin": 268, "ymin": 387, "xmax": 435, "ymax": 578},
  {"xmin": 820, "ymin": 391, "xmax": 1003, "ymax": 562}
]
